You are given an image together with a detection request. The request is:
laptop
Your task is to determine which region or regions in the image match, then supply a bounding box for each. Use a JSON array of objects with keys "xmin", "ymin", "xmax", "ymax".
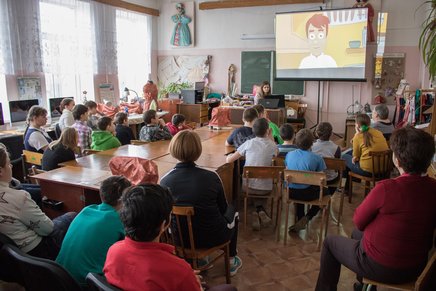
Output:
[{"xmin": 258, "ymin": 98, "xmax": 279, "ymax": 109}]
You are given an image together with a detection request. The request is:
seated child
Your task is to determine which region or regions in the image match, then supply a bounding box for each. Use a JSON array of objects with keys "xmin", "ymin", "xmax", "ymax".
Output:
[
  {"xmin": 103, "ymin": 184, "xmax": 203, "ymax": 290},
  {"xmin": 285, "ymin": 128, "xmax": 327, "ymax": 233},
  {"xmin": 114, "ymin": 112, "xmax": 134, "ymax": 145},
  {"xmin": 166, "ymin": 113, "xmax": 191, "ymax": 136},
  {"xmin": 24, "ymin": 106, "xmax": 53, "ymax": 153},
  {"xmin": 58, "ymin": 98, "xmax": 75, "ymax": 131},
  {"xmin": 71, "ymin": 104, "xmax": 92, "ymax": 153},
  {"xmin": 56, "ymin": 176, "xmax": 131, "ymax": 286},
  {"xmin": 312, "ymin": 122, "xmax": 341, "ymax": 193},
  {"xmin": 0, "ymin": 144, "xmax": 75, "ymax": 260},
  {"xmin": 226, "ymin": 118, "xmax": 278, "ymax": 231},
  {"xmin": 91, "ymin": 117, "xmax": 121, "ymax": 151},
  {"xmin": 225, "ymin": 107, "xmax": 257, "ymax": 148},
  {"xmin": 277, "ymin": 123, "xmax": 297, "ymax": 157},
  {"xmin": 42, "ymin": 127, "xmax": 78, "ymax": 171},
  {"xmin": 139, "ymin": 109, "xmax": 172, "ymax": 142},
  {"xmin": 252, "ymin": 104, "xmax": 283, "ymax": 144},
  {"xmin": 85, "ymin": 100, "xmax": 101, "ymax": 130}
]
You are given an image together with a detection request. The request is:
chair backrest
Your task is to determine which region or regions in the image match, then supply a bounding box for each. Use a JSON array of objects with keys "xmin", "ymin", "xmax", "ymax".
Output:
[
  {"xmin": 370, "ymin": 150, "xmax": 393, "ymax": 179},
  {"xmin": 415, "ymin": 251, "xmax": 436, "ymax": 291},
  {"xmin": 272, "ymin": 156, "xmax": 285, "ymax": 167},
  {"xmin": 55, "ymin": 123, "xmax": 62, "ymax": 140},
  {"xmin": 2, "ymin": 244, "xmax": 82, "ymax": 291},
  {"xmin": 22, "ymin": 150, "xmax": 43, "ymax": 166},
  {"xmin": 130, "ymin": 140, "xmax": 149, "ymax": 145},
  {"xmin": 242, "ymin": 166, "xmax": 285, "ymax": 181},
  {"xmin": 171, "ymin": 205, "xmax": 196, "ymax": 258},
  {"xmin": 284, "ymin": 169, "xmax": 326, "ymax": 201},
  {"xmin": 0, "ymin": 233, "xmax": 21, "ymax": 285},
  {"xmin": 86, "ymin": 273, "xmax": 121, "ymax": 291},
  {"xmin": 323, "ymin": 157, "xmax": 346, "ymax": 185}
]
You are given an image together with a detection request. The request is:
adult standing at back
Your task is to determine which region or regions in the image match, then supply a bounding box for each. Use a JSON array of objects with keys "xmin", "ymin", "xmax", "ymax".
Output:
[
  {"xmin": 58, "ymin": 98, "xmax": 75, "ymax": 131},
  {"xmin": 23, "ymin": 106, "xmax": 53, "ymax": 153},
  {"xmin": 254, "ymin": 81, "xmax": 271, "ymax": 105}
]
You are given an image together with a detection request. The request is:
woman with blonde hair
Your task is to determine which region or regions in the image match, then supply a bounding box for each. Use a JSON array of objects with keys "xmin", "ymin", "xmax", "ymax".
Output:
[
  {"xmin": 42, "ymin": 127, "xmax": 78, "ymax": 171},
  {"xmin": 24, "ymin": 105, "xmax": 52, "ymax": 153},
  {"xmin": 160, "ymin": 130, "xmax": 242, "ymax": 276}
]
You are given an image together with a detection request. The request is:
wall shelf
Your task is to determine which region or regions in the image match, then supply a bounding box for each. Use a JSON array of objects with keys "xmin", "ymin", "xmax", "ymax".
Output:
[{"xmin": 199, "ymin": 0, "xmax": 324, "ymax": 10}]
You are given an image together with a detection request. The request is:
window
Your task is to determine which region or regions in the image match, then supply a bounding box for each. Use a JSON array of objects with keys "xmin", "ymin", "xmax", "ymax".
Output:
[
  {"xmin": 116, "ymin": 9, "xmax": 151, "ymax": 97},
  {"xmin": 39, "ymin": 0, "xmax": 94, "ymax": 105}
]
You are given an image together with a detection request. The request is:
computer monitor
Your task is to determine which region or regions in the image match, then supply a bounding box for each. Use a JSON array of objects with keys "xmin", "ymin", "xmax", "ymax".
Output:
[
  {"xmin": 258, "ymin": 98, "xmax": 280, "ymax": 109},
  {"xmin": 266, "ymin": 94, "xmax": 285, "ymax": 108},
  {"xmin": 9, "ymin": 99, "xmax": 39, "ymax": 123},
  {"xmin": 49, "ymin": 97, "xmax": 66, "ymax": 118}
]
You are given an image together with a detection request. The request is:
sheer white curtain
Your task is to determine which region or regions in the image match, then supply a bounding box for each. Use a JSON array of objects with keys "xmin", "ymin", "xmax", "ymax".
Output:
[
  {"xmin": 116, "ymin": 9, "xmax": 152, "ymax": 96},
  {"xmin": 39, "ymin": 0, "xmax": 94, "ymax": 101}
]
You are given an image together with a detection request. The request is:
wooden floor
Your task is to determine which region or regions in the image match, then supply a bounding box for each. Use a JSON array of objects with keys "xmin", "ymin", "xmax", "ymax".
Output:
[{"xmin": 203, "ymin": 182, "xmax": 392, "ymax": 291}]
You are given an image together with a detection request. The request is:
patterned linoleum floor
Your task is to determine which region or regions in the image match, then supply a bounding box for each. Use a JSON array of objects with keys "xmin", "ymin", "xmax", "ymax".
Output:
[{"xmin": 203, "ymin": 183, "xmax": 392, "ymax": 291}]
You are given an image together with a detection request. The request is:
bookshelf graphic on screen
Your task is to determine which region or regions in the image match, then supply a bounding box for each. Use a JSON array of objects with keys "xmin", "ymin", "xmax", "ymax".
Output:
[{"xmin": 275, "ymin": 8, "xmax": 368, "ymax": 81}]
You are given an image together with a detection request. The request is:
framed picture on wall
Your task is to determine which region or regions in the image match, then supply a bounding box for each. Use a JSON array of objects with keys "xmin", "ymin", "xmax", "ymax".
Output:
[
  {"xmin": 170, "ymin": 1, "xmax": 195, "ymax": 48},
  {"xmin": 17, "ymin": 77, "xmax": 42, "ymax": 100}
]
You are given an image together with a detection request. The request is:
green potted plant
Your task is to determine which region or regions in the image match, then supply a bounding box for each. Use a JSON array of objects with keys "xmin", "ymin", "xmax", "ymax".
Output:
[
  {"xmin": 158, "ymin": 82, "xmax": 191, "ymax": 99},
  {"xmin": 419, "ymin": 0, "xmax": 436, "ymax": 80}
]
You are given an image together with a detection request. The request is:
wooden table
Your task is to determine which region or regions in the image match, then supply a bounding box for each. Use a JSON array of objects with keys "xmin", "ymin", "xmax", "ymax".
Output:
[{"xmin": 35, "ymin": 126, "xmax": 239, "ymax": 217}]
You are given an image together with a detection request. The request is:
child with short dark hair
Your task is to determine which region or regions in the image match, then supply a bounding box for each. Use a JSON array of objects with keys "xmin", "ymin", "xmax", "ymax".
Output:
[
  {"xmin": 139, "ymin": 109, "xmax": 172, "ymax": 142},
  {"xmin": 225, "ymin": 107, "xmax": 258, "ymax": 148},
  {"xmin": 252, "ymin": 104, "xmax": 283, "ymax": 144},
  {"xmin": 71, "ymin": 104, "xmax": 92, "ymax": 153},
  {"xmin": 166, "ymin": 113, "xmax": 191, "ymax": 136},
  {"xmin": 226, "ymin": 118, "xmax": 278, "ymax": 230},
  {"xmin": 91, "ymin": 116, "xmax": 121, "ymax": 150},
  {"xmin": 84, "ymin": 100, "xmax": 100, "ymax": 130},
  {"xmin": 114, "ymin": 112, "xmax": 134, "ymax": 145},
  {"xmin": 277, "ymin": 123, "xmax": 297, "ymax": 157},
  {"xmin": 285, "ymin": 128, "xmax": 327, "ymax": 232}
]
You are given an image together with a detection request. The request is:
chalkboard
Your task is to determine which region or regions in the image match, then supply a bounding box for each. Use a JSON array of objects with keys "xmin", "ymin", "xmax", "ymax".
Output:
[{"xmin": 241, "ymin": 51, "xmax": 305, "ymax": 96}]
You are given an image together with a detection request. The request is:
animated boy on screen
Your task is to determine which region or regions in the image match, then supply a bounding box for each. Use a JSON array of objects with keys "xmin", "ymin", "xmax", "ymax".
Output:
[{"xmin": 299, "ymin": 14, "xmax": 338, "ymax": 69}]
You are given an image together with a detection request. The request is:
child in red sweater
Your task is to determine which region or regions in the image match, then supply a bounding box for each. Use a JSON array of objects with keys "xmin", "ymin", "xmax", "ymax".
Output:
[{"xmin": 166, "ymin": 114, "xmax": 191, "ymax": 136}]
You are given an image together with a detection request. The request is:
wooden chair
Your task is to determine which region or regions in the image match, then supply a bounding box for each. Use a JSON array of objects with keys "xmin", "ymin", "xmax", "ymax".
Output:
[
  {"xmin": 21, "ymin": 150, "xmax": 43, "ymax": 182},
  {"xmin": 242, "ymin": 166, "xmax": 285, "ymax": 238},
  {"xmin": 171, "ymin": 206, "xmax": 231, "ymax": 284},
  {"xmin": 283, "ymin": 170, "xmax": 328, "ymax": 250},
  {"xmin": 323, "ymin": 157, "xmax": 346, "ymax": 225},
  {"xmin": 348, "ymin": 150, "xmax": 393, "ymax": 203},
  {"xmin": 272, "ymin": 156, "xmax": 285, "ymax": 167},
  {"xmin": 362, "ymin": 251, "xmax": 436, "ymax": 291},
  {"xmin": 83, "ymin": 149, "xmax": 101, "ymax": 156},
  {"xmin": 130, "ymin": 140, "xmax": 149, "ymax": 145},
  {"xmin": 29, "ymin": 165, "xmax": 46, "ymax": 185}
]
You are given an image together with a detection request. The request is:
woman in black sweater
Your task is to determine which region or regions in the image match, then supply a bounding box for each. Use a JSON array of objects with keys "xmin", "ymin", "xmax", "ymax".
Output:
[
  {"xmin": 42, "ymin": 127, "xmax": 78, "ymax": 171},
  {"xmin": 160, "ymin": 131, "xmax": 242, "ymax": 276}
]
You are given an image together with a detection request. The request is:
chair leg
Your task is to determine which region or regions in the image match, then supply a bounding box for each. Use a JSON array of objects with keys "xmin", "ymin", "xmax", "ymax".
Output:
[
  {"xmin": 318, "ymin": 207, "xmax": 326, "ymax": 251},
  {"xmin": 243, "ymin": 197, "xmax": 248, "ymax": 232},
  {"xmin": 364, "ymin": 181, "xmax": 370, "ymax": 197},
  {"xmin": 284, "ymin": 203, "xmax": 290, "ymax": 246},
  {"xmin": 348, "ymin": 175, "xmax": 353, "ymax": 203},
  {"xmin": 324, "ymin": 202, "xmax": 330, "ymax": 238},
  {"xmin": 275, "ymin": 196, "xmax": 282, "ymax": 242},
  {"xmin": 338, "ymin": 188, "xmax": 345, "ymax": 226},
  {"xmin": 224, "ymin": 244, "xmax": 231, "ymax": 284}
]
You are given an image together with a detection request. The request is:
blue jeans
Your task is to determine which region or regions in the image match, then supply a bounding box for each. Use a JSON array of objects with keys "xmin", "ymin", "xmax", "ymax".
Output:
[{"xmin": 342, "ymin": 152, "xmax": 372, "ymax": 190}]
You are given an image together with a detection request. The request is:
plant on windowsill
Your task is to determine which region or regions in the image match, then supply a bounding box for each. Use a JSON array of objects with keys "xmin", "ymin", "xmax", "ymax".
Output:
[
  {"xmin": 158, "ymin": 82, "xmax": 191, "ymax": 99},
  {"xmin": 419, "ymin": 0, "xmax": 436, "ymax": 80}
]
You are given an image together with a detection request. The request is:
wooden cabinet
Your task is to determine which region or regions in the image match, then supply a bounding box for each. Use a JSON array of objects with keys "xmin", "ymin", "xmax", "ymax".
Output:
[{"xmin": 177, "ymin": 103, "xmax": 209, "ymax": 125}]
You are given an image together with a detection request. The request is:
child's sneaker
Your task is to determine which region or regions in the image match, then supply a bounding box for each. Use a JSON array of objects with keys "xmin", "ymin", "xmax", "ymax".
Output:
[
  {"xmin": 288, "ymin": 215, "xmax": 309, "ymax": 233},
  {"xmin": 252, "ymin": 211, "xmax": 260, "ymax": 231},
  {"xmin": 258, "ymin": 210, "xmax": 272, "ymax": 227},
  {"xmin": 229, "ymin": 256, "xmax": 242, "ymax": 276},
  {"xmin": 197, "ymin": 256, "xmax": 214, "ymax": 271}
]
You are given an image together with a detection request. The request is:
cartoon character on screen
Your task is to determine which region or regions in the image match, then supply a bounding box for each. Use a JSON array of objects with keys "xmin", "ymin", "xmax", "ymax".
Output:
[
  {"xmin": 353, "ymin": 0, "xmax": 375, "ymax": 42},
  {"xmin": 299, "ymin": 14, "xmax": 338, "ymax": 69},
  {"xmin": 170, "ymin": 3, "xmax": 192, "ymax": 47}
]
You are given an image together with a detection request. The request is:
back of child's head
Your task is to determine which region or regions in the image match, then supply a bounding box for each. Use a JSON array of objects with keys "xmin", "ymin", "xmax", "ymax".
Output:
[
  {"xmin": 97, "ymin": 116, "xmax": 112, "ymax": 131},
  {"xmin": 280, "ymin": 123, "xmax": 295, "ymax": 141},
  {"xmin": 72, "ymin": 104, "xmax": 88, "ymax": 120},
  {"xmin": 171, "ymin": 114, "xmax": 186, "ymax": 127},
  {"xmin": 100, "ymin": 176, "xmax": 131, "ymax": 206},
  {"xmin": 316, "ymin": 122, "xmax": 333, "ymax": 141},
  {"xmin": 253, "ymin": 118, "xmax": 269, "ymax": 137},
  {"xmin": 114, "ymin": 112, "xmax": 128, "ymax": 125},
  {"xmin": 252, "ymin": 104, "xmax": 265, "ymax": 116},
  {"xmin": 84, "ymin": 100, "xmax": 97, "ymax": 110},
  {"xmin": 143, "ymin": 109, "xmax": 157, "ymax": 124},
  {"xmin": 60, "ymin": 98, "xmax": 74, "ymax": 110},
  {"xmin": 243, "ymin": 107, "xmax": 258, "ymax": 123},
  {"xmin": 295, "ymin": 128, "xmax": 314, "ymax": 150},
  {"xmin": 120, "ymin": 184, "xmax": 173, "ymax": 242}
]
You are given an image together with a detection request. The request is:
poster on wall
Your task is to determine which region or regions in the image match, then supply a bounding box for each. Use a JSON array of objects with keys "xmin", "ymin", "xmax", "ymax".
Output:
[
  {"xmin": 17, "ymin": 77, "xmax": 42, "ymax": 100},
  {"xmin": 170, "ymin": 1, "xmax": 195, "ymax": 48},
  {"xmin": 158, "ymin": 55, "xmax": 210, "ymax": 88}
]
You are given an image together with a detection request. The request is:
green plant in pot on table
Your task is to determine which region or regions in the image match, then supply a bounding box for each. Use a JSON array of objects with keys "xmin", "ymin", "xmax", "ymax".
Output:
[{"xmin": 158, "ymin": 82, "xmax": 191, "ymax": 99}]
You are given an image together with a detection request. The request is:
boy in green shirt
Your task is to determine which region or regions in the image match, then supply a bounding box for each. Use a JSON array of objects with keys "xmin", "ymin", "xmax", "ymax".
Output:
[
  {"xmin": 252, "ymin": 104, "xmax": 283, "ymax": 144},
  {"xmin": 91, "ymin": 116, "xmax": 122, "ymax": 150}
]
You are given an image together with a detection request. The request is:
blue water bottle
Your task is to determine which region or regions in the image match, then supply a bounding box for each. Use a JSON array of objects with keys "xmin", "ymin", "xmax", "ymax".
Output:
[{"xmin": 124, "ymin": 106, "xmax": 129, "ymax": 115}]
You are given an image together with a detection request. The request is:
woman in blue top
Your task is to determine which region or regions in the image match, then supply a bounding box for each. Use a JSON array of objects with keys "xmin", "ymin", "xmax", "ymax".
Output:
[{"xmin": 170, "ymin": 3, "xmax": 192, "ymax": 46}]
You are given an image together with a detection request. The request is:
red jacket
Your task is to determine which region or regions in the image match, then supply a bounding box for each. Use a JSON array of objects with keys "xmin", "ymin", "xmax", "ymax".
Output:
[
  {"xmin": 353, "ymin": 173, "xmax": 436, "ymax": 268},
  {"xmin": 165, "ymin": 122, "xmax": 190, "ymax": 136}
]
